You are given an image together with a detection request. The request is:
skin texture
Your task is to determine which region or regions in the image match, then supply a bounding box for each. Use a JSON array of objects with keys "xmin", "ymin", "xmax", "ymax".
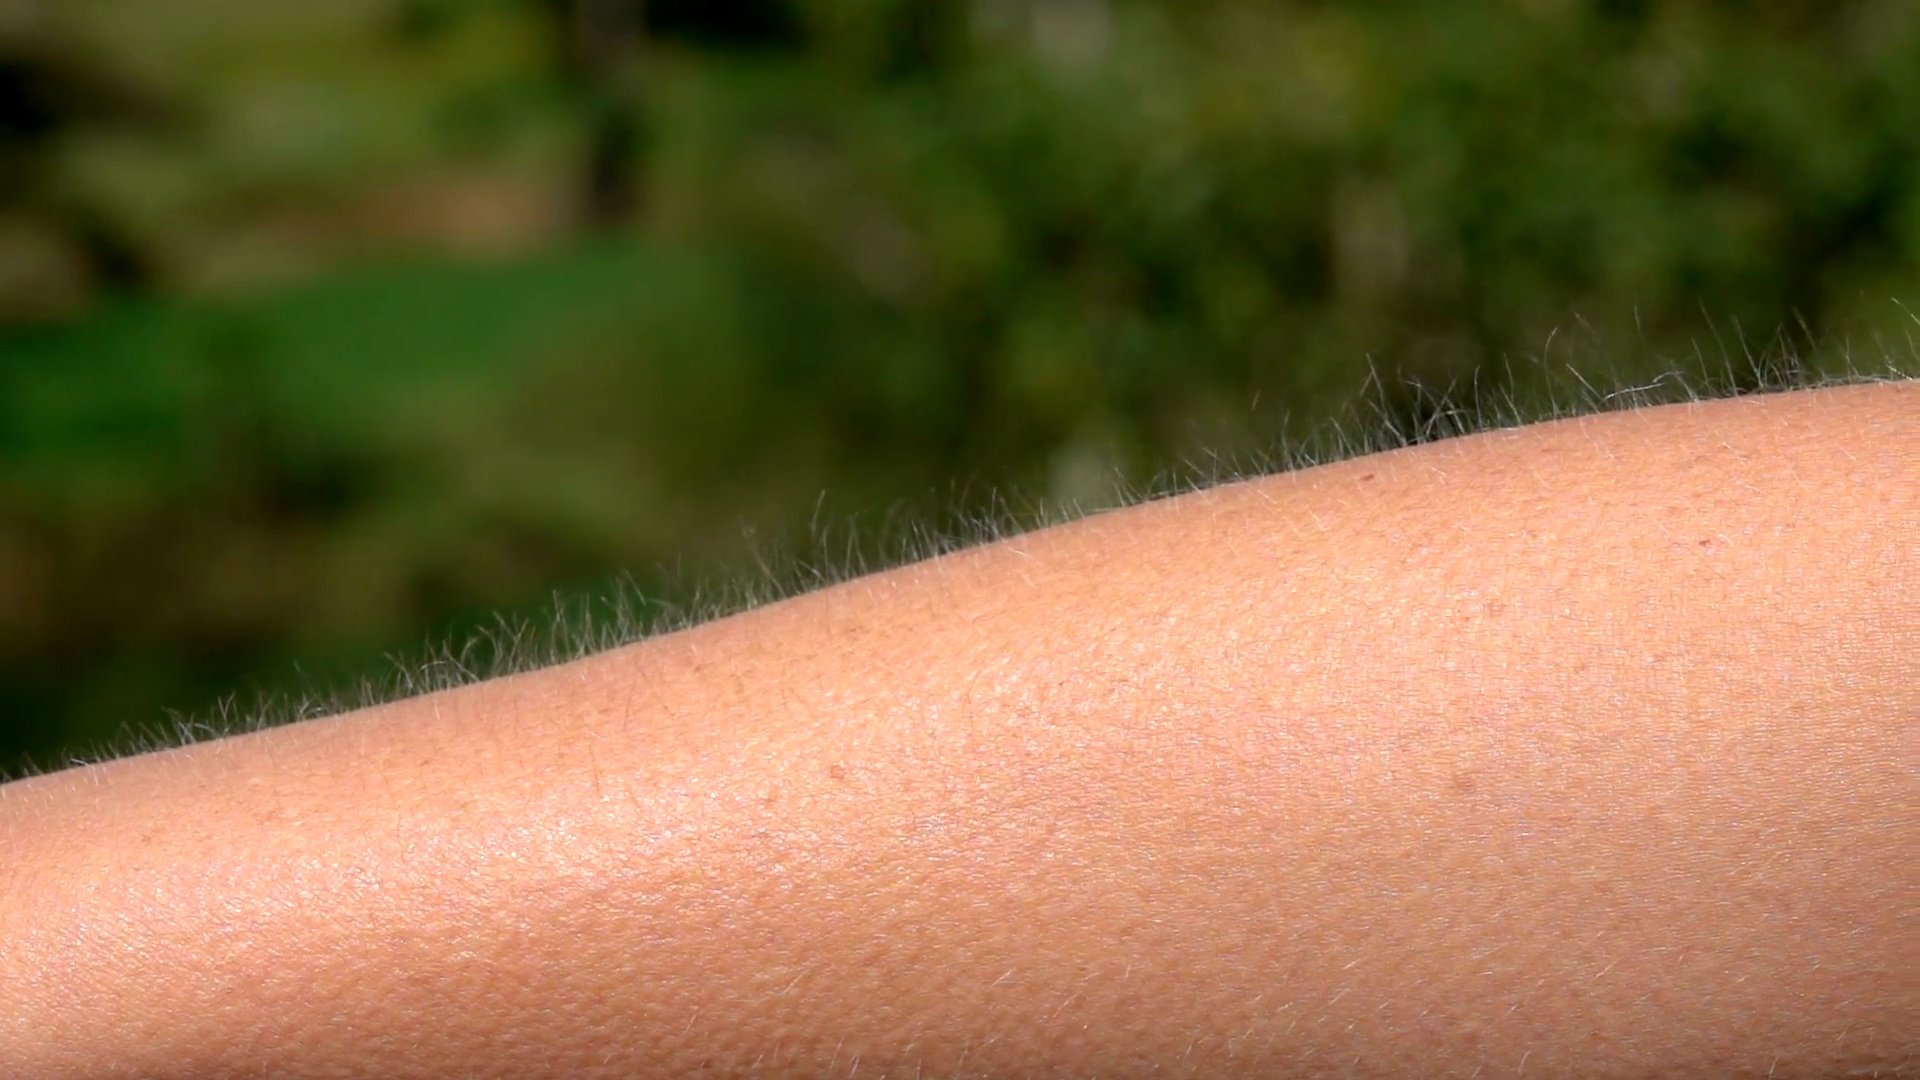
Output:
[{"xmin": 0, "ymin": 382, "xmax": 1915, "ymax": 1078}]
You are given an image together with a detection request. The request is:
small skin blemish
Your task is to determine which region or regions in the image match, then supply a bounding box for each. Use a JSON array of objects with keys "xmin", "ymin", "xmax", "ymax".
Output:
[
  {"xmin": 1360, "ymin": 472, "xmax": 1377, "ymax": 482},
  {"xmin": 827, "ymin": 763, "xmax": 847, "ymax": 782},
  {"xmin": 1698, "ymin": 538, "xmax": 1713, "ymax": 547}
]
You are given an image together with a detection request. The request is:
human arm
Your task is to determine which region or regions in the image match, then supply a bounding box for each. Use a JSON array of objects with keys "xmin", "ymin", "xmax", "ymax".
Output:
[{"xmin": 1, "ymin": 382, "xmax": 1914, "ymax": 1077}]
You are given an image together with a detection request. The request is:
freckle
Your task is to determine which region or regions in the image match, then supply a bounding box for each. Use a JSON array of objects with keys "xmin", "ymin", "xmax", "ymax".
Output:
[
  {"xmin": 1698, "ymin": 538, "xmax": 1713, "ymax": 547},
  {"xmin": 1450, "ymin": 770, "xmax": 1477, "ymax": 795},
  {"xmin": 1360, "ymin": 473, "xmax": 1377, "ymax": 482},
  {"xmin": 828, "ymin": 763, "xmax": 847, "ymax": 781}
]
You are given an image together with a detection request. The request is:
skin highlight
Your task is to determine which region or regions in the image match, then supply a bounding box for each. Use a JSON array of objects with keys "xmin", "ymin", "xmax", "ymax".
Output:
[{"xmin": 0, "ymin": 380, "xmax": 1915, "ymax": 1077}]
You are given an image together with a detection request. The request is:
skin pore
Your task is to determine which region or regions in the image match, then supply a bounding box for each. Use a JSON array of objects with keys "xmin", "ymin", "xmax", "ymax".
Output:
[{"xmin": 0, "ymin": 381, "xmax": 1914, "ymax": 1078}]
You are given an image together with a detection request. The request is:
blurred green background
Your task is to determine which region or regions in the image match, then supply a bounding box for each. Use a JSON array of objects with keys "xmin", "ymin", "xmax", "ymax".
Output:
[{"xmin": 2, "ymin": 0, "xmax": 1916, "ymax": 775}]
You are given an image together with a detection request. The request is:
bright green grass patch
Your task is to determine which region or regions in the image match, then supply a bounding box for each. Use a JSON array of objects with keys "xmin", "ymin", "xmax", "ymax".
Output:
[{"xmin": 0, "ymin": 240, "xmax": 744, "ymax": 490}]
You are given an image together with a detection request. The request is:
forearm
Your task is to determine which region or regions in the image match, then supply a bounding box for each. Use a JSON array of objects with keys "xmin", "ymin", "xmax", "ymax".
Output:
[{"xmin": 2, "ymin": 383, "xmax": 1914, "ymax": 1077}]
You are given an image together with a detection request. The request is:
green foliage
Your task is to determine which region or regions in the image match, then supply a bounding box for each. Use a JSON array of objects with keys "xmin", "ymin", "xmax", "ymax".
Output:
[{"xmin": 2, "ymin": 0, "xmax": 1917, "ymax": 771}]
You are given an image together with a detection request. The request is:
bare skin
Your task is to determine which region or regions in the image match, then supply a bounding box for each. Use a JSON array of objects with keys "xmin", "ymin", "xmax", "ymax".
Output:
[{"xmin": 0, "ymin": 382, "xmax": 1914, "ymax": 1078}]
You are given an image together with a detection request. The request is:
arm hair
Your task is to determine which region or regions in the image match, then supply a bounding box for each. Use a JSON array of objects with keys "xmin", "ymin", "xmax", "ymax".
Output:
[{"xmin": 18, "ymin": 344, "xmax": 1910, "ymax": 779}]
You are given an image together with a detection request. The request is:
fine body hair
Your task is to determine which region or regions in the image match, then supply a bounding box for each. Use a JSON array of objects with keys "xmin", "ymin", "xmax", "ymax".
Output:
[{"xmin": 14, "ymin": 334, "xmax": 1917, "ymax": 779}]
